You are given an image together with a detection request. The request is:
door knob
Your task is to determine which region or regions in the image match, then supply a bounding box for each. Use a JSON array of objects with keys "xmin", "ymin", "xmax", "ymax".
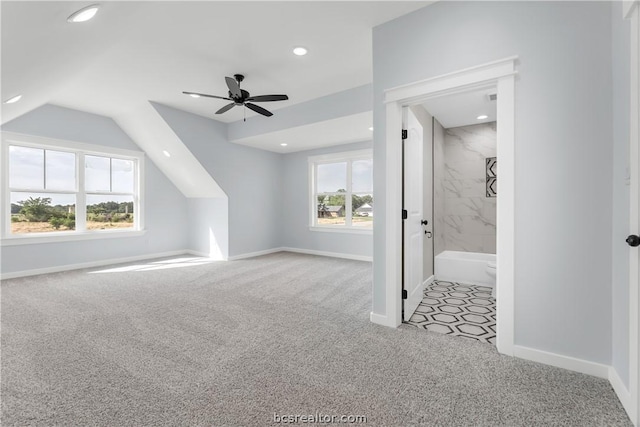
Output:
[
  {"xmin": 627, "ymin": 235, "xmax": 640, "ymax": 247},
  {"xmin": 421, "ymin": 220, "xmax": 429, "ymax": 225}
]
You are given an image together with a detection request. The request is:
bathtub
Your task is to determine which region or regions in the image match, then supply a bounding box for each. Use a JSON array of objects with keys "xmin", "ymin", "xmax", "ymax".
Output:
[{"xmin": 435, "ymin": 250, "xmax": 496, "ymax": 288}]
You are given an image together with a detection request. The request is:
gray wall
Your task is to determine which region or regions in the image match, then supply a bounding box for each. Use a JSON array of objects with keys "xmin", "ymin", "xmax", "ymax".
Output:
[
  {"xmin": 1, "ymin": 100, "xmax": 375, "ymax": 271},
  {"xmin": 187, "ymin": 198, "xmax": 229, "ymax": 260},
  {"xmin": 373, "ymin": 1, "xmax": 613, "ymax": 364},
  {"xmin": 611, "ymin": 0, "xmax": 631, "ymax": 387},
  {"xmin": 281, "ymin": 141, "xmax": 373, "ymax": 259},
  {"xmin": 152, "ymin": 103, "xmax": 284, "ymax": 257},
  {"xmin": 1, "ymin": 104, "xmax": 189, "ymax": 274},
  {"xmin": 441, "ymin": 122, "xmax": 496, "ymax": 254}
]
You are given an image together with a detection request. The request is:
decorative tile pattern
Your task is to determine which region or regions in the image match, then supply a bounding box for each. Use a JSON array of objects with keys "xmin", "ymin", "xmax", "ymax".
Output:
[
  {"xmin": 486, "ymin": 157, "xmax": 497, "ymax": 197},
  {"xmin": 407, "ymin": 280, "xmax": 496, "ymax": 345}
]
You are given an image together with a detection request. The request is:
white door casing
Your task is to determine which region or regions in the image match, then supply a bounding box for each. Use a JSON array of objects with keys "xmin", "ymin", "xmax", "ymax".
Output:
[
  {"xmin": 375, "ymin": 56, "xmax": 517, "ymax": 357},
  {"xmin": 626, "ymin": 1, "xmax": 640, "ymax": 425},
  {"xmin": 403, "ymin": 107, "xmax": 424, "ymax": 322}
]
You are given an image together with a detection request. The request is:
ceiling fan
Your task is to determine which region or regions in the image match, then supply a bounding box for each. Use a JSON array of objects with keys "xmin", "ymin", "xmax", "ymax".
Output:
[{"xmin": 183, "ymin": 74, "xmax": 288, "ymax": 120}]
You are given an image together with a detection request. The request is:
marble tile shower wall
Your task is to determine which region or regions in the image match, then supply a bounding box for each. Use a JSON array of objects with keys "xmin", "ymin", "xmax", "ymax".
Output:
[
  {"xmin": 440, "ymin": 122, "xmax": 497, "ymax": 254},
  {"xmin": 433, "ymin": 119, "xmax": 446, "ymax": 257}
]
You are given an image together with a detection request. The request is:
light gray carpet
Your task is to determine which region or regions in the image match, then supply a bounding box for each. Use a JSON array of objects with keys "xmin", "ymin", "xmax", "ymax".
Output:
[{"xmin": 1, "ymin": 252, "xmax": 631, "ymax": 426}]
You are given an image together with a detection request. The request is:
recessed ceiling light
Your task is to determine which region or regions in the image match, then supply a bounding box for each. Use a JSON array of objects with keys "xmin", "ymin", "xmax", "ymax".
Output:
[
  {"xmin": 162, "ymin": 150, "xmax": 171, "ymax": 158},
  {"xmin": 3, "ymin": 95, "xmax": 22, "ymax": 104},
  {"xmin": 477, "ymin": 115, "xmax": 489, "ymax": 120},
  {"xmin": 293, "ymin": 47, "xmax": 308, "ymax": 56},
  {"xmin": 189, "ymin": 94, "xmax": 200, "ymax": 98},
  {"xmin": 368, "ymin": 127, "xmax": 374, "ymax": 131},
  {"xmin": 67, "ymin": 4, "xmax": 100, "ymax": 23},
  {"xmin": 280, "ymin": 143, "xmax": 288, "ymax": 147}
]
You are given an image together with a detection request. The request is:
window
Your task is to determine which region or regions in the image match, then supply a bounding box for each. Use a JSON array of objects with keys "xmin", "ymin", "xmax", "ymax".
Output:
[
  {"xmin": 2, "ymin": 133, "xmax": 144, "ymax": 241},
  {"xmin": 309, "ymin": 149, "xmax": 373, "ymax": 231}
]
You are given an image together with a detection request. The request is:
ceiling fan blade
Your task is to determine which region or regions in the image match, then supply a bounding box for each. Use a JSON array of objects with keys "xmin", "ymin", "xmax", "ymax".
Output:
[
  {"xmin": 215, "ymin": 103, "xmax": 236, "ymax": 114},
  {"xmin": 245, "ymin": 94, "xmax": 289, "ymax": 102},
  {"xmin": 245, "ymin": 102, "xmax": 273, "ymax": 117},
  {"xmin": 225, "ymin": 77, "xmax": 242, "ymax": 98},
  {"xmin": 183, "ymin": 91, "xmax": 231, "ymax": 101}
]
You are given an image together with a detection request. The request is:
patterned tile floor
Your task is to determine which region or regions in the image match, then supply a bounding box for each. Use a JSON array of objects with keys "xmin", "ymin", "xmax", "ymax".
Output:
[{"xmin": 407, "ymin": 280, "xmax": 496, "ymax": 345}]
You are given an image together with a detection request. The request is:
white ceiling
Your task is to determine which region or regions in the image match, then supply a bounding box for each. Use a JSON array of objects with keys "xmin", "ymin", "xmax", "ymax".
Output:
[
  {"xmin": 232, "ymin": 111, "xmax": 373, "ymax": 153},
  {"xmin": 422, "ymin": 87, "xmax": 497, "ymax": 128},
  {"xmin": 1, "ymin": 1, "xmax": 430, "ymax": 125}
]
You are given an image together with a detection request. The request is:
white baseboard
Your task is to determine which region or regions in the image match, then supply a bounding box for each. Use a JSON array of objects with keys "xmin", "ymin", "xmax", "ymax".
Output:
[
  {"xmin": 370, "ymin": 311, "xmax": 396, "ymax": 327},
  {"xmin": 609, "ymin": 367, "xmax": 634, "ymax": 423},
  {"xmin": 0, "ymin": 250, "xmax": 189, "ymax": 280},
  {"xmin": 228, "ymin": 247, "xmax": 372, "ymax": 262},
  {"xmin": 185, "ymin": 249, "xmax": 227, "ymax": 260},
  {"xmin": 423, "ymin": 275, "xmax": 435, "ymax": 287},
  {"xmin": 227, "ymin": 247, "xmax": 285, "ymax": 261},
  {"xmin": 513, "ymin": 345, "xmax": 609, "ymax": 379},
  {"xmin": 186, "ymin": 249, "xmax": 212, "ymax": 258},
  {"xmin": 2, "ymin": 246, "xmax": 372, "ymax": 278},
  {"xmin": 282, "ymin": 247, "xmax": 373, "ymax": 262}
]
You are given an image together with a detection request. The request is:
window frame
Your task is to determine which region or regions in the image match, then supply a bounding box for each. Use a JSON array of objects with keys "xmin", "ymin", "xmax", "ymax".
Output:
[
  {"xmin": 308, "ymin": 149, "xmax": 373, "ymax": 234},
  {"xmin": 1, "ymin": 132, "xmax": 145, "ymax": 245}
]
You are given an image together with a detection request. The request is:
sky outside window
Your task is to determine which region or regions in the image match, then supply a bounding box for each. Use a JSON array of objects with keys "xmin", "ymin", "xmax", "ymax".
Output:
[
  {"xmin": 352, "ymin": 159, "xmax": 373, "ymax": 192},
  {"xmin": 317, "ymin": 162, "xmax": 346, "ymax": 192},
  {"xmin": 10, "ymin": 147, "xmax": 134, "ymax": 196},
  {"xmin": 9, "ymin": 146, "xmax": 44, "ymax": 189}
]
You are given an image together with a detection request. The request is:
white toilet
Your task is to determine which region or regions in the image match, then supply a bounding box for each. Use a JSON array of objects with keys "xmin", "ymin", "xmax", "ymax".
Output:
[{"xmin": 486, "ymin": 262, "xmax": 497, "ymax": 298}]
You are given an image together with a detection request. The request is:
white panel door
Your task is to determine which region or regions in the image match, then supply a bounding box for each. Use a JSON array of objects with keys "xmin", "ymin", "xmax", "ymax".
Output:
[{"xmin": 403, "ymin": 107, "xmax": 424, "ymax": 322}]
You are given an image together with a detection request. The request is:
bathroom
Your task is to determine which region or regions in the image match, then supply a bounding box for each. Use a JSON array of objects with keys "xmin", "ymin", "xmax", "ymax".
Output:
[{"xmin": 406, "ymin": 88, "xmax": 497, "ymax": 344}]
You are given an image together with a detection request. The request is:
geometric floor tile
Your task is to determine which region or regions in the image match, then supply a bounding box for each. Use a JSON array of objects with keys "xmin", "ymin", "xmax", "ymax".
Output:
[{"xmin": 407, "ymin": 280, "xmax": 496, "ymax": 345}]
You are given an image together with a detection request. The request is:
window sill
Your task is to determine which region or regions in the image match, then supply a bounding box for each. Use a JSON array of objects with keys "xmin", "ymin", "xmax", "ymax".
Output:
[
  {"xmin": 1, "ymin": 229, "xmax": 147, "ymax": 246},
  {"xmin": 308, "ymin": 226, "xmax": 373, "ymax": 235}
]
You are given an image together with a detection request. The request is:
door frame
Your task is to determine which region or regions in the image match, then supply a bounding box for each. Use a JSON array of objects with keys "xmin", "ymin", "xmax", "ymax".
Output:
[
  {"xmin": 381, "ymin": 56, "xmax": 517, "ymax": 355},
  {"xmin": 625, "ymin": 1, "xmax": 640, "ymax": 424}
]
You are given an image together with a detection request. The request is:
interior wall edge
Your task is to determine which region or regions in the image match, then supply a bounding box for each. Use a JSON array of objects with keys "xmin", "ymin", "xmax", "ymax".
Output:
[{"xmin": 609, "ymin": 366, "xmax": 633, "ymax": 420}]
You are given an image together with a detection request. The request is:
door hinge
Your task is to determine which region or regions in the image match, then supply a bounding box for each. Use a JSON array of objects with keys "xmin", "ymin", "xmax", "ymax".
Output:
[
  {"xmin": 402, "ymin": 209, "xmax": 408, "ymax": 220},
  {"xmin": 402, "ymin": 129, "xmax": 408, "ymax": 140},
  {"xmin": 402, "ymin": 289, "xmax": 408, "ymax": 299}
]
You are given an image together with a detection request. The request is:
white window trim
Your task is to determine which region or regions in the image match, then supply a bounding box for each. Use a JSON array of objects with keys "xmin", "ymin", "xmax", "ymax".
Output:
[
  {"xmin": 308, "ymin": 149, "xmax": 373, "ymax": 234},
  {"xmin": 1, "ymin": 131, "xmax": 145, "ymax": 245}
]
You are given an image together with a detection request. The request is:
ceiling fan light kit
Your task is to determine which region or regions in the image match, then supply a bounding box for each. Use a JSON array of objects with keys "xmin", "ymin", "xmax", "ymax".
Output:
[{"xmin": 183, "ymin": 74, "xmax": 288, "ymax": 121}]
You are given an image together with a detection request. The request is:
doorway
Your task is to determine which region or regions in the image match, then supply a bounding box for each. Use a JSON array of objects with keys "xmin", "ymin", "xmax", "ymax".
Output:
[
  {"xmin": 402, "ymin": 90, "xmax": 498, "ymax": 345},
  {"xmin": 380, "ymin": 57, "xmax": 516, "ymax": 355}
]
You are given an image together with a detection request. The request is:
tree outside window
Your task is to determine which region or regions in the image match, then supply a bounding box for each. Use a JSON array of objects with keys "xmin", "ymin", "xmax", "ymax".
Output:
[{"xmin": 310, "ymin": 150, "xmax": 372, "ymax": 230}]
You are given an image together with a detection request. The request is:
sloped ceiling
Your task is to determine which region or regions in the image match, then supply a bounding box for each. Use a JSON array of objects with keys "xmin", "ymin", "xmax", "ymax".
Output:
[{"xmin": 1, "ymin": 1, "xmax": 430, "ymax": 125}]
